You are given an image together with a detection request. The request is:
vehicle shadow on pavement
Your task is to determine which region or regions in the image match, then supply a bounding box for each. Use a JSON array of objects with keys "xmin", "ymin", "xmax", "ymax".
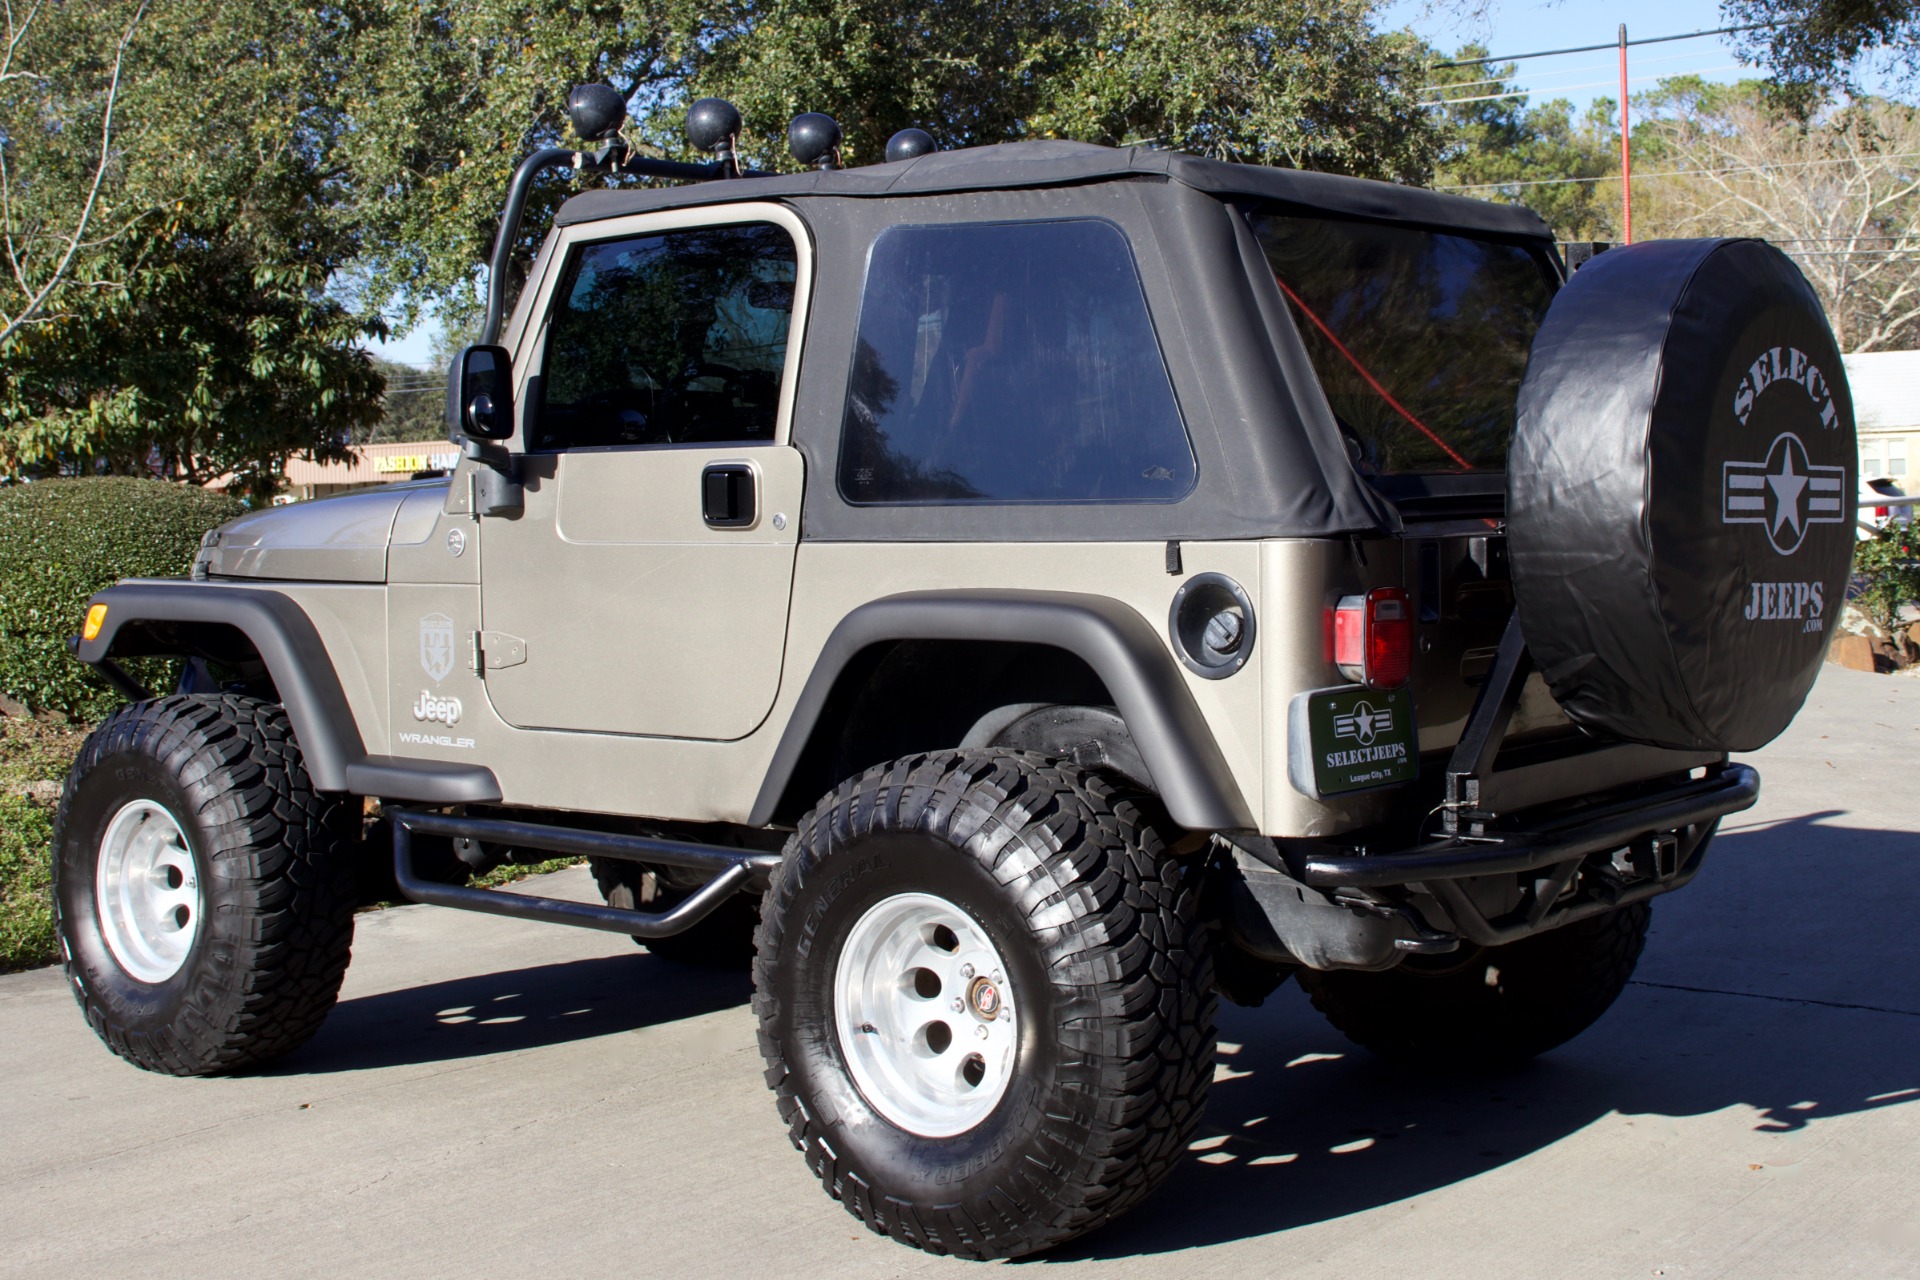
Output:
[
  {"xmin": 271, "ymin": 953, "xmax": 752, "ymax": 1074},
  {"xmin": 1050, "ymin": 815, "xmax": 1920, "ymax": 1262}
]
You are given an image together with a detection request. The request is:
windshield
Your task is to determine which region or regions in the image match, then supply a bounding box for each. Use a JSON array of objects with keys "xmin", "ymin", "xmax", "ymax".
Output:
[{"xmin": 1249, "ymin": 212, "xmax": 1556, "ymax": 476}]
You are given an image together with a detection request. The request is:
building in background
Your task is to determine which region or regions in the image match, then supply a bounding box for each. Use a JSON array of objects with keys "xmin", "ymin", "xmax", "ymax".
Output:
[
  {"xmin": 277, "ymin": 439, "xmax": 460, "ymax": 503},
  {"xmin": 1845, "ymin": 352, "xmax": 1918, "ymax": 489}
]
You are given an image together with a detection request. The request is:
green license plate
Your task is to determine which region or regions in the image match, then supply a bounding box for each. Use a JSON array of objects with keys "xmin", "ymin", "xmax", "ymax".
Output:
[{"xmin": 1287, "ymin": 685, "xmax": 1419, "ymax": 798}]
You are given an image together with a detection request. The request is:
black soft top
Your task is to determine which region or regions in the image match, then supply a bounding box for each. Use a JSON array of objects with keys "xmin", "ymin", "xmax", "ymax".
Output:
[
  {"xmin": 541, "ymin": 141, "xmax": 1554, "ymax": 544},
  {"xmin": 554, "ymin": 139, "xmax": 1550, "ymax": 241}
]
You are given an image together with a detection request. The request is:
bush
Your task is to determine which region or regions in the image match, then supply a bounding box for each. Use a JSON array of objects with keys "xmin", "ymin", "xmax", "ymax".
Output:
[
  {"xmin": 0, "ymin": 478, "xmax": 246, "ymax": 718},
  {"xmin": 0, "ymin": 793, "xmax": 56, "ymax": 972},
  {"xmin": 1852, "ymin": 519, "xmax": 1920, "ymax": 637}
]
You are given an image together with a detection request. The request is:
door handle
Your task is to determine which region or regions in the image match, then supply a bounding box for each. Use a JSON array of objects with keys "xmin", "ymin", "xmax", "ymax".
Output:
[{"xmin": 702, "ymin": 462, "xmax": 757, "ymax": 529}]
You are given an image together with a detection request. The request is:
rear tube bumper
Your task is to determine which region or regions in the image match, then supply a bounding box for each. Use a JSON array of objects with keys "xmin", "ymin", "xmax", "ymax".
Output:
[{"xmin": 1278, "ymin": 762, "xmax": 1760, "ymax": 948}]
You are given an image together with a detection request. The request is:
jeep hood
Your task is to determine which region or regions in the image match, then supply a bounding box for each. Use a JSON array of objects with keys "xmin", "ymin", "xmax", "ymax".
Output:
[{"xmin": 200, "ymin": 481, "xmax": 445, "ymax": 582}]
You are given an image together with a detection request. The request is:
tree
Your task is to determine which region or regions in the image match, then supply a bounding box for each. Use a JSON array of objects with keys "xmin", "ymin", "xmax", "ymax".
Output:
[
  {"xmin": 358, "ymin": 358, "xmax": 450, "ymax": 444},
  {"xmin": 0, "ymin": 1, "xmax": 384, "ymax": 500},
  {"xmin": 673, "ymin": 0, "xmax": 1086, "ymax": 169},
  {"xmin": 1425, "ymin": 47, "xmax": 1619, "ymax": 240},
  {"xmin": 1030, "ymin": 0, "xmax": 1440, "ymax": 180},
  {"xmin": 246, "ymin": 0, "xmax": 1472, "ymax": 335},
  {"xmin": 0, "ymin": 0, "xmax": 147, "ymax": 347},
  {"xmin": 688, "ymin": 0, "xmax": 1445, "ymax": 182},
  {"xmin": 1724, "ymin": 0, "xmax": 1920, "ymax": 105},
  {"xmin": 4, "ymin": 0, "xmax": 1477, "ymax": 496},
  {"xmin": 1628, "ymin": 80, "xmax": 1920, "ymax": 353},
  {"xmin": 336, "ymin": 0, "xmax": 702, "ymax": 337}
]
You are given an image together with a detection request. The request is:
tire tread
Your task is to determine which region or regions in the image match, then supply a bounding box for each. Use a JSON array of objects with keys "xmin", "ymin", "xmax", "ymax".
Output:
[
  {"xmin": 753, "ymin": 749, "xmax": 1214, "ymax": 1259},
  {"xmin": 56, "ymin": 695, "xmax": 357, "ymax": 1076}
]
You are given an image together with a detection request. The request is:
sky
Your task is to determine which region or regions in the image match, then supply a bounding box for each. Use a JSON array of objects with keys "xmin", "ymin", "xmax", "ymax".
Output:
[
  {"xmin": 360, "ymin": 0, "xmax": 1845, "ymax": 369},
  {"xmin": 1378, "ymin": 0, "xmax": 1780, "ymax": 118}
]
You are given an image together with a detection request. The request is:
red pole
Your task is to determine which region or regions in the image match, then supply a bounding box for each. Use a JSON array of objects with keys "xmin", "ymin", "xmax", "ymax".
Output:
[{"xmin": 1619, "ymin": 23, "xmax": 1633, "ymax": 244}]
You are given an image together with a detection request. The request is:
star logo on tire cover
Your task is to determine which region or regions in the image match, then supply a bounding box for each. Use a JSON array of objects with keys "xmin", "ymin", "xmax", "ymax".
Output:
[{"xmin": 1721, "ymin": 432, "xmax": 1847, "ymax": 555}]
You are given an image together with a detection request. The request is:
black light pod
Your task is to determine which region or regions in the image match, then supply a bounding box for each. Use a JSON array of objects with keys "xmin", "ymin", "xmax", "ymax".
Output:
[
  {"xmin": 686, "ymin": 97, "xmax": 744, "ymax": 174},
  {"xmin": 885, "ymin": 128, "xmax": 936, "ymax": 163},
  {"xmin": 566, "ymin": 84, "xmax": 627, "ymax": 142},
  {"xmin": 787, "ymin": 112, "xmax": 842, "ymax": 169}
]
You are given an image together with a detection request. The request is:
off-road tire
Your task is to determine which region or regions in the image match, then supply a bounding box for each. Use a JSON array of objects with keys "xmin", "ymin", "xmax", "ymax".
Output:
[
  {"xmin": 588, "ymin": 857, "xmax": 762, "ymax": 968},
  {"xmin": 53, "ymin": 695, "xmax": 358, "ymax": 1076},
  {"xmin": 1297, "ymin": 902, "xmax": 1650, "ymax": 1065},
  {"xmin": 754, "ymin": 750, "xmax": 1215, "ymax": 1260}
]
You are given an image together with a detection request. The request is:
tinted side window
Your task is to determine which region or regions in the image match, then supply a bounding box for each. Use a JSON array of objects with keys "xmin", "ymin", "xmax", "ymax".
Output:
[
  {"xmin": 837, "ymin": 219, "xmax": 1194, "ymax": 504},
  {"xmin": 533, "ymin": 222, "xmax": 797, "ymax": 450}
]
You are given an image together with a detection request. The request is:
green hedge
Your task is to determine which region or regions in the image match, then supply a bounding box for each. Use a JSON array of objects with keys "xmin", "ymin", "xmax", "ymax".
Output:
[
  {"xmin": 0, "ymin": 478, "xmax": 246, "ymax": 719},
  {"xmin": 0, "ymin": 793, "xmax": 55, "ymax": 972}
]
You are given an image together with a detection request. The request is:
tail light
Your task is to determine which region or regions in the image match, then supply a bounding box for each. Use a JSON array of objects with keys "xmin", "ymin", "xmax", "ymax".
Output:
[
  {"xmin": 1331, "ymin": 588, "xmax": 1412, "ymax": 688},
  {"xmin": 1876, "ymin": 505, "xmax": 1890, "ymax": 519}
]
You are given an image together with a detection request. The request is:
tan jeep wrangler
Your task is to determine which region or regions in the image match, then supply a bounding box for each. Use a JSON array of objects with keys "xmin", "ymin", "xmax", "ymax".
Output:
[{"xmin": 55, "ymin": 90, "xmax": 1856, "ymax": 1260}]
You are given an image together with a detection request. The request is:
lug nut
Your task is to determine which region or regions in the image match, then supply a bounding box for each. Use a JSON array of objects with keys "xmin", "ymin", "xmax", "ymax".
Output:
[
  {"xmin": 960, "ymin": 963, "xmax": 975, "ymax": 979},
  {"xmin": 975, "ymin": 1025, "xmax": 989, "ymax": 1040},
  {"xmin": 950, "ymin": 998, "xmax": 964, "ymax": 1012}
]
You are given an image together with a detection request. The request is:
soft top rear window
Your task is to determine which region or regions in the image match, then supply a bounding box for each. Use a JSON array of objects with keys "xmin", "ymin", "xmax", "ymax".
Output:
[{"xmin": 1249, "ymin": 212, "xmax": 1556, "ymax": 477}]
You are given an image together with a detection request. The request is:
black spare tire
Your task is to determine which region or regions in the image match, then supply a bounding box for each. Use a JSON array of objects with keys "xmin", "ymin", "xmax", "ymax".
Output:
[{"xmin": 1508, "ymin": 238, "xmax": 1856, "ymax": 752}]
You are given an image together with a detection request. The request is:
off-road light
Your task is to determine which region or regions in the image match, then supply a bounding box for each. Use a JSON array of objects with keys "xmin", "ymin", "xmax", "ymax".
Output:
[
  {"xmin": 1331, "ymin": 587, "xmax": 1412, "ymax": 689},
  {"xmin": 82, "ymin": 603, "xmax": 108, "ymax": 642},
  {"xmin": 885, "ymin": 128, "xmax": 936, "ymax": 163},
  {"xmin": 787, "ymin": 112, "xmax": 841, "ymax": 169},
  {"xmin": 686, "ymin": 98, "xmax": 743, "ymax": 154},
  {"xmin": 566, "ymin": 84, "xmax": 628, "ymax": 142}
]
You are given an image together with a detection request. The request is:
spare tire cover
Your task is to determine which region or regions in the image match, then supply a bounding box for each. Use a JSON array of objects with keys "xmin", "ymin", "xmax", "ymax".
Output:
[{"xmin": 1508, "ymin": 238, "xmax": 1855, "ymax": 752}]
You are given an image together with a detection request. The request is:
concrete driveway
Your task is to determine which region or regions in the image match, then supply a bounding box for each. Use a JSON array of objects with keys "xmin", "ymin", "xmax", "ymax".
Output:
[{"xmin": 3, "ymin": 665, "xmax": 1916, "ymax": 1278}]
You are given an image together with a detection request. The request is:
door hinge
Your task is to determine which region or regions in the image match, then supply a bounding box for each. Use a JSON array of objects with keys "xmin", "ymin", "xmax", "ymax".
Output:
[{"xmin": 473, "ymin": 630, "xmax": 527, "ymax": 671}]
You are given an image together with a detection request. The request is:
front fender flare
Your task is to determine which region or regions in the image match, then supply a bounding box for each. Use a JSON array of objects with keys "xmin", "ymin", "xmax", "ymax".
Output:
[
  {"xmin": 75, "ymin": 580, "xmax": 498, "ymax": 804},
  {"xmin": 749, "ymin": 590, "xmax": 1256, "ymax": 832}
]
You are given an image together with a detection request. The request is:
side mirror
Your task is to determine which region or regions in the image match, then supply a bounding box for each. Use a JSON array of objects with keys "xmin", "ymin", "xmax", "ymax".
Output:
[{"xmin": 447, "ymin": 344, "xmax": 515, "ymax": 441}]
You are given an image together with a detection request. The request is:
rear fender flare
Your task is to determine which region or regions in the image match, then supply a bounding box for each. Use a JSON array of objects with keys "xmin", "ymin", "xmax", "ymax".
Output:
[{"xmin": 750, "ymin": 591, "xmax": 1256, "ymax": 831}]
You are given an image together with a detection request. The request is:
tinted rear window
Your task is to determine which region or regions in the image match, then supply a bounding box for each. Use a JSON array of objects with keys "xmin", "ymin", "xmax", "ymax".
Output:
[
  {"xmin": 1250, "ymin": 213, "xmax": 1555, "ymax": 475},
  {"xmin": 837, "ymin": 219, "xmax": 1195, "ymax": 505}
]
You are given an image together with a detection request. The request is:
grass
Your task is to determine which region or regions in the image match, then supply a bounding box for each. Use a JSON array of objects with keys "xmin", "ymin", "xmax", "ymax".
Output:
[
  {"xmin": 0, "ymin": 712, "xmax": 585, "ymax": 974},
  {"xmin": 470, "ymin": 857, "xmax": 584, "ymax": 887},
  {"xmin": 0, "ymin": 716, "xmax": 87, "ymax": 973}
]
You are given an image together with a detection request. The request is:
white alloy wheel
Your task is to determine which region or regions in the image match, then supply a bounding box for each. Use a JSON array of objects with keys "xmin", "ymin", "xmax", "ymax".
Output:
[
  {"xmin": 833, "ymin": 891, "xmax": 1018, "ymax": 1138},
  {"xmin": 94, "ymin": 799, "xmax": 201, "ymax": 983}
]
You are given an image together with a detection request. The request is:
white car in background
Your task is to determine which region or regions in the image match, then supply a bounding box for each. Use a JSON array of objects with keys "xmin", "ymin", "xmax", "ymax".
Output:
[{"xmin": 1862, "ymin": 475, "xmax": 1910, "ymax": 536}]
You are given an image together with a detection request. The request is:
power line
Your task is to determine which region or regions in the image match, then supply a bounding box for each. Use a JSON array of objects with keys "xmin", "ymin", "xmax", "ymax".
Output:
[
  {"xmin": 1437, "ymin": 150, "xmax": 1920, "ymax": 191},
  {"xmin": 1424, "ymin": 63, "xmax": 1746, "ymax": 107},
  {"xmin": 1431, "ymin": 21, "xmax": 1780, "ymax": 70},
  {"xmin": 1416, "ymin": 48, "xmax": 1729, "ymax": 94}
]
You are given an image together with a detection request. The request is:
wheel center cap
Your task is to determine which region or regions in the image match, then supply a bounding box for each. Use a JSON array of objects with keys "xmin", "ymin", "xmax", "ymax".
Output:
[{"xmin": 968, "ymin": 975, "xmax": 1002, "ymax": 1019}]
